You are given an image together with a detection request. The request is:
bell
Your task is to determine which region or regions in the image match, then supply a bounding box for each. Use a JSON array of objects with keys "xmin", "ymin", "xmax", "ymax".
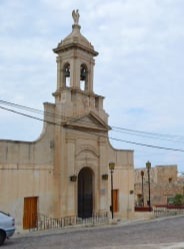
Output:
[
  {"xmin": 65, "ymin": 68, "xmax": 70, "ymax": 77},
  {"xmin": 80, "ymin": 70, "xmax": 86, "ymax": 81}
]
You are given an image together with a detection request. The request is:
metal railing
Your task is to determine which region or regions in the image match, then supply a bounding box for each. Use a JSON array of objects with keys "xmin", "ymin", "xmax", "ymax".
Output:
[
  {"xmin": 29, "ymin": 212, "xmax": 109, "ymax": 231},
  {"xmin": 153, "ymin": 207, "xmax": 184, "ymax": 218}
]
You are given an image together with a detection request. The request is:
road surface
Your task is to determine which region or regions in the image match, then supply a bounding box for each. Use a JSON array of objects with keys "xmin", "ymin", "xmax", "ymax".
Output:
[{"xmin": 4, "ymin": 215, "xmax": 184, "ymax": 249}]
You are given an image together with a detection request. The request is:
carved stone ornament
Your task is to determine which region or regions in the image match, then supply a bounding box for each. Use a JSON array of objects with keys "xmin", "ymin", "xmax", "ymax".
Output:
[{"xmin": 72, "ymin": 9, "xmax": 80, "ymax": 25}]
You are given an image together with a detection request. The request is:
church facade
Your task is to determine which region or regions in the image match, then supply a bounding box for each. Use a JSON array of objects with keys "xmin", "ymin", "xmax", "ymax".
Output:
[{"xmin": 0, "ymin": 11, "xmax": 134, "ymax": 232}]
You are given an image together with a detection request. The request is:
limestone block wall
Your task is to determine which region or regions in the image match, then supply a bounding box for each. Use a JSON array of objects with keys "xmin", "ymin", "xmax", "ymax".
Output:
[
  {"xmin": 0, "ymin": 165, "xmax": 54, "ymax": 231},
  {"xmin": 54, "ymin": 89, "xmax": 108, "ymax": 124},
  {"xmin": 0, "ymin": 120, "xmax": 55, "ymax": 231},
  {"xmin": 156, "ymin": 165, "xmax": 178, "ymax": 183},
  {"xmin": 135, "ymin": 165, "xmax": 178, "ymax": 185},
  {"xmin": 107, "ymin": 144, "xmax": 134, "ymax": 219},
  {"xmin": 134, "ymin": 165, "xmax": 183, "ymax": 207}
]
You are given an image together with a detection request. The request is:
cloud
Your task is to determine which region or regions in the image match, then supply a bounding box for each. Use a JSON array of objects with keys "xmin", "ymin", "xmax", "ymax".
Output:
[{"xmin": 0, "ymin": 0, "xmax": 184, "ymax": 171}]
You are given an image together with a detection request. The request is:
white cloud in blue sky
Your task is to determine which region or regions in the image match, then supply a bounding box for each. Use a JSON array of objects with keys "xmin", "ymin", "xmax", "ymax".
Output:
[{"xmin": 0, "ymin": 0, "xmax": 184, "ymax": 172}]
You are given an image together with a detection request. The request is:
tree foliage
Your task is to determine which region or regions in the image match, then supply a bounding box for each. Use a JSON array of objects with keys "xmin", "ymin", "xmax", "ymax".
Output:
[{"xmin": 173, "ymin": 194, "xmax": 184, "ymax": 206}]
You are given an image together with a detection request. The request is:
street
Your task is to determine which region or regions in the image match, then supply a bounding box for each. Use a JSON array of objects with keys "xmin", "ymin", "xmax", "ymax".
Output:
[{"xmin": 4, "ymin": 215, "xmax": 184, "ymax": 249}]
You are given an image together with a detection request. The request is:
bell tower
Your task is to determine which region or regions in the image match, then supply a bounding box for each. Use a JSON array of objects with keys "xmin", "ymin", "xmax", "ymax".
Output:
[{"xmin": 52, "ymin": 10, "xmax": 108, "ymax": 123}]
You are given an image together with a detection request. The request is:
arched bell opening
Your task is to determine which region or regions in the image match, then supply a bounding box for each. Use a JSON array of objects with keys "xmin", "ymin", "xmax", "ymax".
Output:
[
  {"xmin": 63, "ymin": 63, "xmax": 70, "ymax": 87},
  {"xmin": 78, "ymin": 167, "xmax": 93, "ymax": 218},
  {"xmin": 80, "ymin": 64, "xmax": 88, "ymax": 91}
]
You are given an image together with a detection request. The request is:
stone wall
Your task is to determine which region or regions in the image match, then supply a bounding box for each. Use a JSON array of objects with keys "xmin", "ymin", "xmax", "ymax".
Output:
[{"xmin": 134, "ymin": 165, "xmax": 184, "ymax": 207}]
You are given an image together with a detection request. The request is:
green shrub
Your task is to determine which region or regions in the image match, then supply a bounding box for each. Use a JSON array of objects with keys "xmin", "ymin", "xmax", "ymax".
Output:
[{"xmin": 173, "ymin": 194, "xmax": 184, "ymax": 206}]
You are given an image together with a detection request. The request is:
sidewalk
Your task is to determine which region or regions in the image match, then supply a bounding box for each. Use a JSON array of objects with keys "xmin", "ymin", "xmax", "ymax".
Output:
[
  {"xmin": 14, "ymin": 214, "xmax": 184, "ymax": 239},
  {"xmin": 13, "ymin": 217, "xmax": 147, "ymax": 238}
]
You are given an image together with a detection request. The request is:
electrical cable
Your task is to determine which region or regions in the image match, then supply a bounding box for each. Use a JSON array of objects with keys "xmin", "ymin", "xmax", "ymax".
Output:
[
  {"xmin": 1, "ymin": 103, "xmax": 184, "ymax": 153},
  {"xmin": 1, "ymin": 99, "xmax": 184, "ymax": 142},
  {"xmin": 1, "ymin": 99, "xmax": 184, "ymax": 143},
  {"xmin": 112, "ymin": 126, "xmax": 184, "ymax": 141}
]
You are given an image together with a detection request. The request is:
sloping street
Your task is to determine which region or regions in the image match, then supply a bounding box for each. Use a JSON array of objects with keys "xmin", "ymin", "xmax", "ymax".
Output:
[{"xmin": 4, "ymin": 215, "xmax": 184, "ymax": 249}]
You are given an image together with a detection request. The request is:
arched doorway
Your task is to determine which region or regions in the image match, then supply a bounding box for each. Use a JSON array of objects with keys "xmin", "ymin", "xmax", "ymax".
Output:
[{"xmin": 78, "ymin": 167, "xmax": 93, "ymax": 218}]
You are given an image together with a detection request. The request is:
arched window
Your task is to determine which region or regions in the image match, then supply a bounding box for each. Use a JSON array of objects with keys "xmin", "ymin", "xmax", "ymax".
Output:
[
  {"xmin": 80, "ymin": 64, "xmax": 88, "ymax": 91},
  {"xmin": 63, "ymin": 63, "xmax": 70, "ymax": 87}
]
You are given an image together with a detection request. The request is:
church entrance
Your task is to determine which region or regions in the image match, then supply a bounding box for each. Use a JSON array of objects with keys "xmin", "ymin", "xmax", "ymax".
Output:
[{"xmin": 78, "ymin": 167, "xmax": 93, "ymax": 218}]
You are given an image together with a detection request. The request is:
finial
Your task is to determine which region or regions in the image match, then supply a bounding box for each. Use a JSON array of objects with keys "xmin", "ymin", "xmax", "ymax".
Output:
[{"xmin": 72, "ymin": 9, "xmax": 80, "ymax": 25}]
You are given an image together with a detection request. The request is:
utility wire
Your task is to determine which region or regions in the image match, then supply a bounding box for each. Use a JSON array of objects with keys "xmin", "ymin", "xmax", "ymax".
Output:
[
  {"xmin": 0, "ymin": 99, "xmax": 69, "ymax": 121},
  {"xmin": 112, "ymin": 126, "xmax": 184, "ymax": 140},
  {"xmin": 111, "ymin": 128, "xmax": 184, "ymax": 143},
  {"xmin": 109, "ymin": 136, "xmax": 184, "ymax": 152},
  {"xmin": 1, "ymin": 99, "xmax": 184, "ymax": 141},
  {"xmin": 0, "ymin": 106, "xmax": 57, "ymax": 126},
  {"xmin": 1, "ymin": 103, "xmax": 184, "ymax": 153},
  {"xmin": 1, "ymin": 99, "xmax": 184, "ymax": 142}
]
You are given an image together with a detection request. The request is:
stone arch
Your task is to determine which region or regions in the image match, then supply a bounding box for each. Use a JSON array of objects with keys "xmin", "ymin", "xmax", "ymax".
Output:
[{"xmin": 75, "ymin": 144, "xmax": 99, "ymax": 158}]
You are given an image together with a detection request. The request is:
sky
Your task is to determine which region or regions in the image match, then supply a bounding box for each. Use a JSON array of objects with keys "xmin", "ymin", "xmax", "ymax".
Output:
[{"xmin": 0, "ymin": 0, "xmax": 184, "ymax": 173}]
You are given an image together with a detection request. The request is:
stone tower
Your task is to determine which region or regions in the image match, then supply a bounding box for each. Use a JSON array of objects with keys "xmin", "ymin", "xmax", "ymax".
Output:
[
  {"xmin": 52, "ymin": 11, "xmax": 108, "ymax": 124},
  {"xmin": 49, "ymin": 10, "xmax": 111, "ymax": 218}
]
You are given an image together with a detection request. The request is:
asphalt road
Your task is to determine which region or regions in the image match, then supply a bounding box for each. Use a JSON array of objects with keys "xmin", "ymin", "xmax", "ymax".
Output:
[{"xmin": 4, "ymin": 215, "xmax": 184, "ymax": 249}]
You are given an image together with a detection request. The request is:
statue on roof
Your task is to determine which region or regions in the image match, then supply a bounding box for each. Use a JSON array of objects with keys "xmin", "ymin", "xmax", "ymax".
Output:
[{"xmin": 72, "ymin": 9, "xmax": 80, "ymax": 25}]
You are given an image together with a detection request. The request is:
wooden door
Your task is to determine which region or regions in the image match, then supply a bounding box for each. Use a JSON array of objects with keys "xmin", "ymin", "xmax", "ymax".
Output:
[
  {"xmin": 113, "ymin": 189, "xmax": 119, "ymax": 212},
  {"xmin": 23, "ymin": 197, "xmax": 38, "ymax": 229}
]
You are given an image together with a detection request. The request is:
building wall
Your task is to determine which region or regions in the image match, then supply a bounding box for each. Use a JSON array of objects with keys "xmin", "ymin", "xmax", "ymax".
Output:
[
  {"xmin": 134, "ymin": 165, "xmax": 183, "ymax": 207},
  {"xmin": 0, "ymin": 123, "xmax": 56, "ymax": 230},
  {"xmin": 0, "ymin": 13, "xmax": 135, "ymax": 232},
  {"xmin": 0, "ymin": 128, "xmax": 135, "ymax": 231},
  {"xmin": 108, "ymin": 146, "xmax": 134, "ymax": 219}
]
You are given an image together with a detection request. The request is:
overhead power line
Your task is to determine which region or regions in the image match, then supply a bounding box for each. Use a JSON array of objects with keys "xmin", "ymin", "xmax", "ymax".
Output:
[
  {"xmin": 112, "ymin": 126, "xmax": 184, "ymax": 140},
  {"xmin": 0, "ymin": 105, "xmax": 57, "ymax": 126},
  {"xmin": 0, "ymin": 98, "xmax": 183, "ymax": 138},
  {"xmin": 0, "ymin": 99, "xmax": 70, "ymax": 121},
  {"xmin": 109, "ymin": 137, "xmax": 184, "ymax": 152},
  {"xmin": 0, "ymin": 100, "xmax": 184, "ymax": 153},
  {"xmin": 111, "ymin": 126, "xmax": 184, "ymax": 143}
]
